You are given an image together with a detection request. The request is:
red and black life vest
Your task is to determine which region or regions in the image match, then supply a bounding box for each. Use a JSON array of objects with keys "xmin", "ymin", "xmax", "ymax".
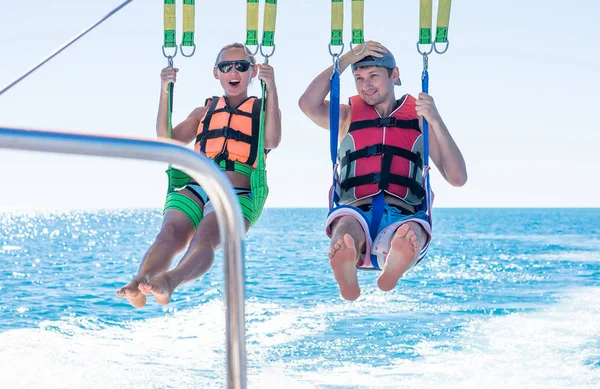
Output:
[{"xmin": 336, "ymin": 94, "xmax": 426, "ymax": 205}]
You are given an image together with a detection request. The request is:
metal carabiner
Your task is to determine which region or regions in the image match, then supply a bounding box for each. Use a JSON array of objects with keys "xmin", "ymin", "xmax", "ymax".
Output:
[
  {"xmin": 244, "ymin": 43, "xmax": 260, "ymax": 56},
  {"xmin": 162, "ymin": 44, "xmax": 178, "ymax": 60},
  {"xmin": 416, "ymin": 41, "xmax": 434, "ymax": 56},
  {"xmin": 433, "ymin": 40, "xmax": 450, "ymax": 55},
  {"xmin": 328, "ymin": 42, "xmax": 345, "ymax": 58},
  {"xmin": 259, "ymin": 44, "xmax": 276, "ymax": 63},
  {"xmin": 350, "ymin": 41, "xmax": 366, "ymax": 56},
  {"xmin": 180, "ymin": 44, "xmax": 196, "ymax": 58}
]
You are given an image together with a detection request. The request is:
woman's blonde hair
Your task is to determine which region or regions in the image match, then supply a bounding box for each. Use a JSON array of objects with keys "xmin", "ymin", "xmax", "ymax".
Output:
[{"xmin": 214, "ymin": 43, "xmax": 256, "ymax": 66}]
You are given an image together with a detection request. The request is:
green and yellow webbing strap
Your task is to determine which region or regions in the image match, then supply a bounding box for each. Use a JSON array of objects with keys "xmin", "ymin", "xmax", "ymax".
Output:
[
  {"xmin": 419, "ymin": 0, "xmax": 451, "ymax": 52},
  {"xmin": 260, "ymin": 0, "xmax": 277, "ymax": 57},
  {"xmin": 181, "ymin": 0, "xmax": 196, "ymax": 57},
  {"xmin": 163, "ymin": 0, "xmax": 177, "ymax": 57},
  {"xmin": 164, "ymin": 0, "xmax": 196, "ymax": 57},
  {"xmin": 350, "ymin": 0, "xmax": 364, "ymax": 54},
  {"xmin": 434, "ymin": 0, "xmax": 451, "ymax": 52},
  {"xmin": 330, "ymin": 0, "xmax": 344, "ymax": 53},
  {"xmin": 246, "ymin": 0, "xmax": 259, "ymax": 46},
  {"xmin": 419, "ymin": 0, "xmax": 433, "ymax": 45},
  {"xmin": 329, "ymin": 0, "xmax": 364, "ymax": 56},
  {"xmin": 246, "ymin": 0, "xmax": 277, "ymax": 56},
  {"xmin": 246, "ymin": 0, "xmax": 260, "ymax": 53}
]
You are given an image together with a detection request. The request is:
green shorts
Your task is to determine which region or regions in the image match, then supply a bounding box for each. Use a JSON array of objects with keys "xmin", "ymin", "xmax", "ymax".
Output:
[{"xmin": 163, "ymin": 184, "xmax": 257, "ymax": 229}]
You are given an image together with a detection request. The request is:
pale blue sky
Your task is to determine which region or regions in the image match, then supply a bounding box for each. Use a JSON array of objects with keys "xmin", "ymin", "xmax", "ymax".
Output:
[{"xmin": 0, "ymin": 0, "xmax": 598, "ymax": 210}]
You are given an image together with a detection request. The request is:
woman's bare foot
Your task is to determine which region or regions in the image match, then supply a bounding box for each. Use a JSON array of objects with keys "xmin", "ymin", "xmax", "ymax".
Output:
[
  {"xmin": 328, "ymin": 233, "xmax": 361, "ymax": 300},
  {"xmin": 377, "ymin": 224, "xmax": 419, "ymax": 292},
  {"xmin": 138, "ymin": 274, "xmax": 174, "ymax": 305},
  {"xmin": 116, "ymin": 275, "xmax": 147, "ymax": 308}
]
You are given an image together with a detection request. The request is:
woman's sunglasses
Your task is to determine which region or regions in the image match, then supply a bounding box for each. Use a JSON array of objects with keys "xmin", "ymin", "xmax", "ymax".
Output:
[{"xmin": 216, "ymin": 60, "xmax": 252, "ymax": 73}]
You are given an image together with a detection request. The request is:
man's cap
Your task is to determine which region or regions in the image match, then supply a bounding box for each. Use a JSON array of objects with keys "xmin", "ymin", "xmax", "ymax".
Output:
[{"xmin": 351, "ymin": 51, "xmax": 401, "ymax": 86}]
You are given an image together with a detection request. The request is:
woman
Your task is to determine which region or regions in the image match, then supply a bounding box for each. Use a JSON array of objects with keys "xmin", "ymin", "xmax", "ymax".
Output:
[{"xmin": 116, "ymin": 43, "xmax": 282, "ymax": 307}]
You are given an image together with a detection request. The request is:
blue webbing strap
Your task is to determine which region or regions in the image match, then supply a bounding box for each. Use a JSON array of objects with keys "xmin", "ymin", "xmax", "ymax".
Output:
[{"xmin": 329, "ymin": 64, "xmax": 341, "ymax": 209}]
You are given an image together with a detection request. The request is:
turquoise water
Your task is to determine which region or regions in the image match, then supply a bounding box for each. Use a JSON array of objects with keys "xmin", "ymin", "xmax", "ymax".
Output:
[{"xmin": 1, "ymin": 208, "xmax": 599, "ymax": 388}]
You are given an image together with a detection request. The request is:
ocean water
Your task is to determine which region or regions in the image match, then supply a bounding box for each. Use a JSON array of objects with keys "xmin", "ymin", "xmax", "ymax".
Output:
[{"xmin": 0, "ymin": 208, "xmax": 599, "ymax": 389}]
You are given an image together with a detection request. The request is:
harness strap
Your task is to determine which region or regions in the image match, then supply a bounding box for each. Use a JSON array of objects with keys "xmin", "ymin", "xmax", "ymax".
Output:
[
  {"xmin": 197, "ymin": 127, "xmax": 254, "ymax": 144},
  {"xmin": 339, "ymin": 144, "xmax": 423, "ymax": 169},
  {"xmin": 340, "ymin": 173, "xmax": 426, "ymax": 200},
  {"xmin": 329, "ymin": 66, "xmax": 341, "ymax": 209},
  {"xmin": 198, "ymin": 96, "xmax": 221, "ymax": 151},
  {"xmin": 218, "ymin": 160, "xmax": 254, "ymax": 177},
  {"xmin": 210, "ymin": 106, "xmax": 254, "ymax": 117},
  {"xmin": 247, "ymin": 97, "xmax": 262, "ymax": 167},
  {"xmin": 348, "ymin": 118, "xmax": 420, "ymax": 133}
]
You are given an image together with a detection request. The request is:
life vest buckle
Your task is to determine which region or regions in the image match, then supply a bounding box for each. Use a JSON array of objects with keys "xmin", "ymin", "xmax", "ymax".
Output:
[
  {"xmin": 221, "ymin": 126, "xmax": 241, "ymax": 141},
  {"xmin": 365, "ymin": 144, "xmax": 384, "ymax": 157},
  {"xmin": 223, "ymin": 106, "xmax": 239, "ymax": 114},
  {"xmin": 377, "ymin": 117, "xmax": 397, "ymax": 127}
]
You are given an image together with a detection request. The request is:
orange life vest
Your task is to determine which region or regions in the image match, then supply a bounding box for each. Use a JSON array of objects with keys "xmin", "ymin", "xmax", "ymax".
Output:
[
  {"xmin": 336, "ymin": 94, "xmax": 426, "ymax": 205},
  {"xmin": 194, "ymin": 95, "xmax": 263, "ymax": 173}
]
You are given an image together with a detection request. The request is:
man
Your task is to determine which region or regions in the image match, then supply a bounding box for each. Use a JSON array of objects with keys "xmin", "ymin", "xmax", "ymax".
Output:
[{"xmin": 298, "ymin": 41, "xmax": 467, "ymax": 300}]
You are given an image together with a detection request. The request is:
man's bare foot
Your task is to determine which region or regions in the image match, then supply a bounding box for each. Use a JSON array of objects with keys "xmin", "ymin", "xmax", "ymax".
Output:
[
  {"xmin": 328, "ymin": 233, "xmax": 361, "ymax": 300},
  {"xmin": 138, "ymin": 274, "xmax": 174, "ymax": 305},
  {"xmin": 377, "ymin": 224, "xmax": 419, "ymax": 292},
  {"xmin": 116, "ymin": 276, "xmax": 147, "ymax": 308}
]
